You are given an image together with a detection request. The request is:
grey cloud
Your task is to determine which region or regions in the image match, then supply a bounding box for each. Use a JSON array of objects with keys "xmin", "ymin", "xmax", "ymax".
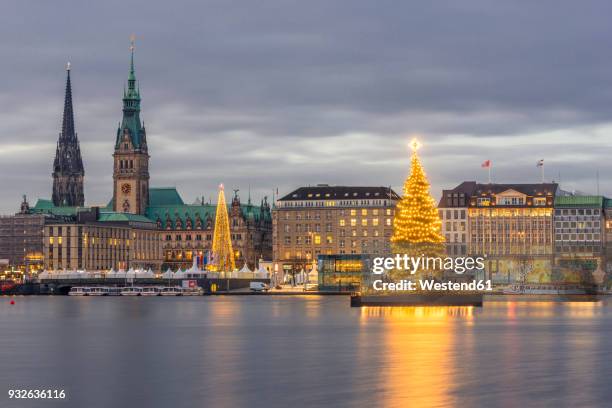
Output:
[{"xmin": 1, "ymin": 0, "xmax": 612, "ymax": 212}]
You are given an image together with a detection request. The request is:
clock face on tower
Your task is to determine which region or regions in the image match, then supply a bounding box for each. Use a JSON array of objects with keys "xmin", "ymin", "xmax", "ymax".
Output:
[{"xmin": 121, "ymin": 183, "xmax": 131, "ymax": 194}]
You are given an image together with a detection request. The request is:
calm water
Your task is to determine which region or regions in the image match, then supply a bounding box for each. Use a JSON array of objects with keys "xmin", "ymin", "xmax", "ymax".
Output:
[{"xmin": 1, "ymin": 296, "xmax": 612, "ymax": 408}]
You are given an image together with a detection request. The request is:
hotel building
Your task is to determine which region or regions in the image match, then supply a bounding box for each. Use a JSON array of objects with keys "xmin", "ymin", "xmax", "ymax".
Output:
[
  {"xmin": 442, "ymin": 182, "xmax": 559, "ymax": 283},
  {"xmin": 438, "ymin": 181, "xmax": 476, "ymax": 256},
  {"xmin": 273, "ymin": 185, "xmax": 400, "ymax": 274},
  {"xmin": 43, "ymin": 207, "xmax": 161, "ymax": 271}
]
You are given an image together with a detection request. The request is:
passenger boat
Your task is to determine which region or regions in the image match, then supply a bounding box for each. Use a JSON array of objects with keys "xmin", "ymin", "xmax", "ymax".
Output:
[
  {"xmin": 89, "ymin": 287, "xmax": 110, "ymax": 296},
  {"xmin": 181, "ymin": 287, "xmax": 204, "ymax": 296},
  {"xmin": 141, "ymin": 287, "xmax": 158, "ymax": 296},
  {"xmin": 160, "ymin": 286, "xmax": 183, "ymax": 296},
  {"xmin": 121, "ymin": 287, "xmax": 143, "ymax": 296},
  {"xmin": 68, "ymin": 287, "xmax": 91, "ymax": 296},
  {"xmin": 502, "ymin": 283, "xmax": 588, "ymax": 295},
  {"xmin": 108, "ymin": 287, "xmax": 122, "ymax": 296}
]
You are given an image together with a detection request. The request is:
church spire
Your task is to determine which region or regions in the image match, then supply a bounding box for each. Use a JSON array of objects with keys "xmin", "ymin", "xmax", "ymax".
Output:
[
  {"xmin": 53, "ymin": 62, "xmax": 85, "ymax": 207},
  {"xmin": 117, "ymin": 35, "xmax": 145, "ymax": 151},
  {"xmin": 61, "ymin": 62, "xmax": 75, "ymax": 140}
]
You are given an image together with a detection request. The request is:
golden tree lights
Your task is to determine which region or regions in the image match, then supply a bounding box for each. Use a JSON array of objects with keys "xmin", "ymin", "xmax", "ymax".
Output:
[
  {"xmin": 392, "ymin": 138, "xmax": 445, "ymax": 245},
  {"xmin": 209, "ymin": 184, "xmax": 236, "ymax": 272}
]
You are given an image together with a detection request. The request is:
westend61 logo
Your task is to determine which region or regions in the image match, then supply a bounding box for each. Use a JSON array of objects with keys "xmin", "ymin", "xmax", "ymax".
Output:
[{"xmin": 370, "ymin": 254, "xmax": 493, "ymax": 292}]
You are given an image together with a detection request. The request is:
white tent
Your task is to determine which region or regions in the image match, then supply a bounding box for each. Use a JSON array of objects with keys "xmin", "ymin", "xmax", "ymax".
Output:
[
  {"xmin": 162, "ymin": 268, "xmax": 174, "ymax": 279},
  {"xmin": 307, "ymin": 264, "xmax": 318, "ymax": 284},
  {"xmin": 239, "ymin": 263, "xmax": 252, "ymax": 274},
  {"xmin": 174, "ymin": 268, "xmax": 185, "ymax": 278},
  {"xmin": 256, "ymin": 264, "xmax": 268, "ymax": 278}
]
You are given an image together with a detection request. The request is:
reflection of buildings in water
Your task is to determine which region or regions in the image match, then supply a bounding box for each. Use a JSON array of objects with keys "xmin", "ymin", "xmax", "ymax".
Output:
[
  {"xmin": 360, "ymin": 306, "xmax": 474, "ymax": 319},
  {"xmin": 359, "ymin": 306, "xmax": 475, "ymax": 407}
]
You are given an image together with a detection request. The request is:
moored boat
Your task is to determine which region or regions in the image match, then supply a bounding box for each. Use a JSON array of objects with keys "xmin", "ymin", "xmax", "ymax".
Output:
[
  {"xmin": 121, "ymin": 287, "xmax": 143, "ymax": 296},
  {"xmin": 89, "ymin": 287, "xmax": 110, "ymax": 296},
  {"xmin": 141, "ymin": 287, "xmax": 158, "ymax": 296},
  {"xmin": 160, "ymin": 286, "xmax": 182, "ymax": 296},
  {"xmin": 181, "ymin": 286, "xmax": 204, "ymax": 296},
  {"xmin": 502, "ymin": 283, "xmax": 589, "ymax": 295},
  {"xmin": 69, "ymin": 287, "xmax": 91, "ymax": 296}
]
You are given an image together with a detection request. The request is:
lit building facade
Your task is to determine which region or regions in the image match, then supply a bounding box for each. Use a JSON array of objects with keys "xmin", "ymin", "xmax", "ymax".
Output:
[
  {"xmin": 438, "ymin": 182, "xmax": 476, "ymax": 256},
  {"xmin": 0, "ymin": 198, "xmax": 49, "ymax": 272},
  {"xmin": 150, "ymin": 189, "xmax": 272, "ymax": 271},
  {"xmin": 43, "ymin": 208, "xmax": 161, "ymax": 271},
  {"xmin": 273, "ymin": 185, "xmax": 400, "ymax": 275},
  {"xmin": 464, "ymin": 183, "xmax": 557, "ymax": 283},
  {"xmin": 553, "ymin": 196, "xmax": 605, "ymax": 283}
]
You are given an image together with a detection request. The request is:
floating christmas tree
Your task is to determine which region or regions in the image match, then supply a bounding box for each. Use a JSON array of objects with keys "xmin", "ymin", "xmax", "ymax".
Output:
[
  {"xmin": 209, "ymin": 184, "xmax": 236, "ymax": 272},
  {"xmin": 391, "ymin": 139, "xmax": 445, "ymax": 277},
  {"xmin": 392, "ymin": 139, "xmax": 445, "ymax": 245}
]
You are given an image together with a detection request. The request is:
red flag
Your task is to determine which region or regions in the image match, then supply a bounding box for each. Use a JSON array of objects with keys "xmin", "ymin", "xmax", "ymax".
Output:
[{"xmin": 481, "ymin": 160, "xmax": 491, "ymax": 168}]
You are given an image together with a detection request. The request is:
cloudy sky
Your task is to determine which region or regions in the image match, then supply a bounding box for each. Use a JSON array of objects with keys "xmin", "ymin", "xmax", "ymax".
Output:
[{"xmin": 1, "ymin": 0, "xmax": 611, "ymax": 213}]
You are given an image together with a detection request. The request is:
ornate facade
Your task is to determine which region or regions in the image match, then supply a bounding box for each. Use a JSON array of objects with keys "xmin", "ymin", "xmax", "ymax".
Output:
[
  {"xmin": 148, "ymin": 189, "xmax": 272, "ymax": 271},
  {"xmin": 52, "ymin": 64, "xmax": 84, "ymax": 207},
  {"xmin": 112, "ymin": 43, "xmax": 150, "ymax": 215}
]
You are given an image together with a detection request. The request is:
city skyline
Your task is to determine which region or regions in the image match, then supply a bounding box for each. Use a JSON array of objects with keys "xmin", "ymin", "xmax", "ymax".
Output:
[{"xmin": 2, "ymin": 1, "xmax": 612, "ymax": 213}]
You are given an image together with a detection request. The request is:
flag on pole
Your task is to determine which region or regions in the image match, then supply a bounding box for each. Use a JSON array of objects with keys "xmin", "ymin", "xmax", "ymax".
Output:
[
  {"xmin": 536, "ymin": 159, "xmax": 544, "ymax": 167},
  {"xmin": 482, "ymin": 160, "xmax": 492, "ymax": 183}
]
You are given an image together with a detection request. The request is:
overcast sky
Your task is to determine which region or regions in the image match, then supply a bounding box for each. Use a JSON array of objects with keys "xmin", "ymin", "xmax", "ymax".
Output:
[{"xmin": 1, "ymin": 0, "xmax": 612, "ymax": 213}]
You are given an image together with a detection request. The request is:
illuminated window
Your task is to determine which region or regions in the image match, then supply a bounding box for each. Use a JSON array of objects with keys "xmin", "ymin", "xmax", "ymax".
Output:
[
  {"xmin": 350, "ymin": 209, "xmax": 357, "ymax": 216},
  {"xmin": 339, "ymin": 219, "xmax": 345, "ymax": 227},
  {"xmin": 386, "ymin": 219, "xmax": 391, "ymax": 226},
  {"xmin": 326, "ymin": 235, "xmax": 333, "ymax": 244},
  {"xmin": 49, "ymin": 237, "xmax": 54, "ymax": 244},
  {"xmin": 373, "ymin": 209, "xmax": 379, "ymax": 216},
  {"xmin": 477, "ymin": 198, "xmax": 491, "ymax": 206},
  {"xmin": 361, "ymin": 219, "xmax": 368, "ymax": 226},
  {"xmin": 361, "ymin": 209, "xmax": 367, "ymax": 216},
  {"xmin": 373, "ymin": 218, "xmax": 379, "ymax": 226},
  {"xmin": 350, "ymin": 219, "xmax": 357, "ymax": 226},
  {"xmin": 314, "ymin": 235, "xmax": 321, "ymax": 245},
  {"xmin": 534, "ymin": 197, "xmax": 546, "ymax": 206}
]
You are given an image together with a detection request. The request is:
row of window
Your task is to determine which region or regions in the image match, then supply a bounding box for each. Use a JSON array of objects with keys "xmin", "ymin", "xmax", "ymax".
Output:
[{"xmin": 281, "ymin": 208, "xmax": 393, "ymax": 220}]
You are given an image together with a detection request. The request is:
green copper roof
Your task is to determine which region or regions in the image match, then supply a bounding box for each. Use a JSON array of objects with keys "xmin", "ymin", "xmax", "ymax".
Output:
[
  {"xmin": 554, "ymin": 196, "xmax": 604, "ymax": 208},
  {"xmin": 31, "ymin": 199, "xmax": 80, "ymax": 217},
  {"xmin": 116, "ymin": 46, "xmax": 145, "ymax": 150},
  {"xmin": 149, "ymin": 187, "xmax": 185, "ymax": 206},
  {"xmin": 98, "ymin": 211, "xmax": 154, "ymax": 223},
  {"xmin": 146, "ymin": 202, "xmax": 270, "ymax": 229}
]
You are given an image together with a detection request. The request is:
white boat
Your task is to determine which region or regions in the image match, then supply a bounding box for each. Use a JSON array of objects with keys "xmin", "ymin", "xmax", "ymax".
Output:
[
  {"xmin": 160, "ymin": 286, "xmax": 183, "ymax": 296},
  {"xmin": 89, "ymin": 287, "xmax": 110, "ymax": 296},
  {"xmin": 69, "ymin": 286, "xmax": 91, "ymax": 296},
  {"xmin": 181, "ymin": 287, "xmax": 204, "ymax": 296},
  {"xmin": 141, "ymin": 287, "xmax": 158, "ymax": 296},
  {"xmin": 502, "ymin": 283, "xmax": 588, "ymax": 295},
  {"xmin": 121, "ymin": 287, "xmax": 143, "ymax": 296},
  {"xmin": 107, "ymin": 287, "xmax": 122, "ymax": 296}
]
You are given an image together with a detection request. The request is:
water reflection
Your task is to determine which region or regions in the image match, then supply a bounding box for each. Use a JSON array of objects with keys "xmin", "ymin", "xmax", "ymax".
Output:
[
  {"xmin": 358, "ymin": 307, "xmax": 474, "ymax": 407},
  {"xmin": 1, "ymin": 298, "xmax": 611, "ymax": 408}
]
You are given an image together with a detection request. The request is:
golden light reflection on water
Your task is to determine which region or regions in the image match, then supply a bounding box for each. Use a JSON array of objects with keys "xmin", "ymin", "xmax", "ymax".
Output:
[
  {"xmin": 360, "ymin": 307, "xmax": 475, "ymax": 408},
  {"xmin": 357, "ymin": 302, "xmax": 603, "ymax": 407}
]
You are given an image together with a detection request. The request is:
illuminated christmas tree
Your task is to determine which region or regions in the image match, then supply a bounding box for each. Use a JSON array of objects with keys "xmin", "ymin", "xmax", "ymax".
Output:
[
  {"xmin": 391, "ymin": 139, "xmax": 445, "ymax": 277},
  {"xmin": 209, "ymin": 184, "xmax": 236, "ymax": 272}
]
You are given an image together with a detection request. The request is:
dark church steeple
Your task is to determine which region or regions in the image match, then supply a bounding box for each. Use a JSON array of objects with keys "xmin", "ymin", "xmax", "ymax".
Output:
[{"xmin": 52, "ymin": 62, "xmax": 85, "ymax": 207}]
